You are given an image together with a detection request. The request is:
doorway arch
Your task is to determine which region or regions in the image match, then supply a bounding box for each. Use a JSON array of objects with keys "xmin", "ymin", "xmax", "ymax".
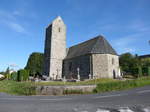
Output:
[{"xmin": 113, "ymin": 70, "xmax": 116, "ymax": 79}]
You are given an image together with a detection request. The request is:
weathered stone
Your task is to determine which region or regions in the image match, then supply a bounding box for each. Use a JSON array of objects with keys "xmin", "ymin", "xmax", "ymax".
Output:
[
  {"xmin": 63, "ymin": 55, "xmax": 91, "ymax": 79},
  {"xmin": 43, "ymin": 16, "xmax": 120, "ymax": 80},
  {"xmin": 36, "ymin": 85, "xmax": 96, "ymax": 95},
  {"xmin": 92, "ymin": 54, "xmax": 120, "ymax": 78},
  {"xmin": 43, "ymin": 16, "xmax": 66, "ymax": 79}
]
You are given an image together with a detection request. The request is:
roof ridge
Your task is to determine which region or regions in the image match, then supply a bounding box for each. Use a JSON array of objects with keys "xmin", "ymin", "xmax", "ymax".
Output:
[{"xmin": 90, "ymin": 36, "xmax": 117, "ymax": 55}]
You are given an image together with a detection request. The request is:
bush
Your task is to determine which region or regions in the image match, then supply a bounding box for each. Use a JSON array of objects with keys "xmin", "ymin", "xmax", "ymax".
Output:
[
  {"xmin": 5, "ymin": 74, "xmax": 11, "ymax": 80},
  {"xmin": 17, "ymin": 69, "xmax": 29, "ymax": 81},
  {"xmin": 11, "ymin": 72, "xmax": 18, "ymax": 81}
]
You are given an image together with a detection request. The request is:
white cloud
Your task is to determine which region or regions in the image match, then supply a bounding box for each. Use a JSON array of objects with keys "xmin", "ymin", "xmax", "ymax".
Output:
[
  {"xmin": 114, "ymin": 34, "xmax": 139, "ymax": 46},
  {"xmin": 9, "ymin": 63, "xmax": 18, "ymax": 68},
  {"xmin": 112, "ymin": 33, "xmax": 143, "ymax": 54},
  {"xmin": 128, "ymin": 20, "xmax": 150, "ymax": 32},
  {"xmin": 0, "ymin": 10, "xmax": 16, "ymax": 20},
  {"xmin": 0, "ymin": 10, "xmax": 27, "ymax": 34},
  {"xmin": 7, "ymin": 22, "xmax": 26, "ymax": 33}
]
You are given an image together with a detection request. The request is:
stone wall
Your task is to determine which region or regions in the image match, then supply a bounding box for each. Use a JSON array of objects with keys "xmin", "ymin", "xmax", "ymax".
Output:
[
  {"xmin": 43, "ymin": 25, "xmax": 52, "ymax": 76},
  {"xmin": 107, "ymin": 54, "xmax": 120, "ymax": 78},
  {"xmin": 36, "ymin": 85, "xmax": 96, "ymax": 95},
  {"xmin": 43, "ymin": 17, "xmax": 66, "ymax": 79},
  {"xmin": 92, "ymin": 54, "xmax": 110, "ymax": 78},
  {"xmin": 63, "ymin": 55, "xmax": 91, "ymax": 79},
  {"xmin": 92, "ymin": 54, "xmax": 120, "ymax": 78}
]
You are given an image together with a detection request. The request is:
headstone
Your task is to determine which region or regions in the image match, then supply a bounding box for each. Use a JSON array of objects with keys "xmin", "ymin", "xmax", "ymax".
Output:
[{"xmin": 89, "ymin": 74, "xmax": 92, "ymax": 79}]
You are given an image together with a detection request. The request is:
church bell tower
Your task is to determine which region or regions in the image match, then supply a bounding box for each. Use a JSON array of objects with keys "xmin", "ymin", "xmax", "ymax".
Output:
[{"xmin": 43, "ymin": 16, "xmax": 66, "ymax": 80}]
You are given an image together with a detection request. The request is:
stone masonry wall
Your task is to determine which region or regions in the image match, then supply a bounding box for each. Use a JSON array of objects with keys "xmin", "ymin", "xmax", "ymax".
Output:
[
  {"xmin": 43, "ymin": 25, "xmax": 52, "ymax": 76},
  {"xmin": 63, "ymin": 55, "xmax": 90, "ymax": 79},
  {"xmin": 36, "ymin": 85, "xmax": 96, "ymax": 95},
  {"xmin": 107, "ymin": 54, "xmax": 120, "ymax": 78},
  {"xmin": 92, "ymin": 54, "xmax": 109, "ymax": 78},
  {"xmin": 92, "ymin": 54, "xmax": 120, "ymax": 78},
  {"xmin": 43, "ymin": 17, "xmax": 66, "ymax": 79}
]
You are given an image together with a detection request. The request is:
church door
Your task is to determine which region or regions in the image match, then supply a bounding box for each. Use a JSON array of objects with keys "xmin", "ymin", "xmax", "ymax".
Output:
[{"xmin": 113, "ymin": 70, "xmax": 116, "ymax": 79}]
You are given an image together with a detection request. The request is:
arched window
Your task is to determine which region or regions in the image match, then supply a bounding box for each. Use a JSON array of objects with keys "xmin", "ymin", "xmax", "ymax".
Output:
[
  {"xmin": 113, "ymin": 70, "xmax": 116, "ymax": 79},
  {"xmin": 58, "ymin": 27, "xmax": 61, "ymax": 32}
]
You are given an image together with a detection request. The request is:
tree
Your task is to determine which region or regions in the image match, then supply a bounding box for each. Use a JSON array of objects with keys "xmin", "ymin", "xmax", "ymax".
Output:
[
  {"xmin": 140, "ymin": 58, "xmax": 150, "ymax": 67},
  {"xmin": 25, "ymin": 52, "xmax": 44, "ymax": 76},
  {"xmin": 119, "ymin": 53, "xmax": 139, "ymax": 76},
  {"xmin": 120, "ymin": 52, "xmax": 150, "ymax": 77},
  {"xmin": 17, "ymin": 69, "xmax": 29, "ymax": 81},
  {"xmin": 0, "ymin": 71, "xmax": 5, "ymax": 75},
  {"xmin": 11, "ymin": 72, "xmax": 18, "ymax": 81},
  {"xmin": 138, "ymin": 66, "xmax": 142, "ymax": 78}
]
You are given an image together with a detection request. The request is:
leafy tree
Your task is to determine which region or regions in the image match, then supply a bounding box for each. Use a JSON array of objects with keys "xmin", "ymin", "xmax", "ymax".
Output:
[
  {"xmin": 25, "ymin": 52, "xmax": 44, "ymax": 76},
  {"xmin": 138, "ymin": 66, "xmax": 142, "ymax": 78},
  {"xmin": 140, "ymin": 58, "xmax": 150, "ymax": 67},
  {"xmin": 119, "ymin": 53, "xmax": 139, "ymax": 75},
  {"xmin": 0, "ymin": 71, "xmax": 5, "ymax": 74},
  {"xmin": 120, "ymin": 52, "xmax": 150, "ymax": 77},
  {"xmin": 11, "ymin": 72, "xmax": 18, "ymax": 81},
  {"xmin": 17, "ymin": 69, "xmax": 29, "ymax": 81}
]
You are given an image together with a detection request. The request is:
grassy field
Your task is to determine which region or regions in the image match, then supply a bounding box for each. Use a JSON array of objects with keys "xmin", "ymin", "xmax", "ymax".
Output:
[
  {"xmin": 0, "ymin": 81, "xmax": 36, "ymax": 95},
  {"xmin": 0, "ymin": 77, "xmax": 150, "ymax": 95},
  {"xmin": 94, "ymin": 77, "xmax": 150, "ymax": 93},
  {"xmin": 34, "ymin": 78, "xmax": 116, "ymax": 86},
  {"xmin": 0, "ymin": 78, "xmax": 115, "ymax": 95}
]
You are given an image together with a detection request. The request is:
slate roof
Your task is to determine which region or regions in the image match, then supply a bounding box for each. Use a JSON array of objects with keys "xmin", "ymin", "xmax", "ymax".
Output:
[{"xmin": 65, "ymin": 35, "xmax": 117, "ymax": 59}]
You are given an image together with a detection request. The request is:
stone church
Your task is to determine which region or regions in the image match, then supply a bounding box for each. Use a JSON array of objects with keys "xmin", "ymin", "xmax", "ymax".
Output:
[{"xmin": 43, "ymin": 16, "xmax": 120, "ymax": 80}]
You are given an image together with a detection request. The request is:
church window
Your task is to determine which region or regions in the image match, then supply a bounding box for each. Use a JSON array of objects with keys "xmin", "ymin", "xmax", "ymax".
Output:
[{"xmin": 58, "ymin": 27, "xmax": 61, "ymax": 32}]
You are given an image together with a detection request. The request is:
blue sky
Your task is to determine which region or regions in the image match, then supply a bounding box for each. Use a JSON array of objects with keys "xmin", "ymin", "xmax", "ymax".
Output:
[{"xmin": 0, "ymin": 0, "xmax": 150, "ymax": 71}]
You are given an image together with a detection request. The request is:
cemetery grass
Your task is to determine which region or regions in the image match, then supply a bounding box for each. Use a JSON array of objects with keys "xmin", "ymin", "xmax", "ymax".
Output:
[
  {"xmin": 0, "ymin": 77, "xmax": 150, "ymax": 95},
  {"xmin": 35, "ymin": 78, "xmax": 116, "ymax": 86}
]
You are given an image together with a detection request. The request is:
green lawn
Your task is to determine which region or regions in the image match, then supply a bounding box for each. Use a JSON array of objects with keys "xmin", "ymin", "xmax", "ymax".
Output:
[
  {"xmin": 0, "ymin": 77, "xmax": 150, "ymax": 95},
  {"xmin": 0, "ymin": 78, "xmax": 115, "ymax": 95},
  {"xmin": 34, "ymin": 78, "xmax": 116, "ymax": 86},
  {"xmin": 0, "ymin": 80, "xmax": 36, "ymax": 95},
  {"xmin": 94, "ymin": 77, "xmax": 150, "ymax": 93}
]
